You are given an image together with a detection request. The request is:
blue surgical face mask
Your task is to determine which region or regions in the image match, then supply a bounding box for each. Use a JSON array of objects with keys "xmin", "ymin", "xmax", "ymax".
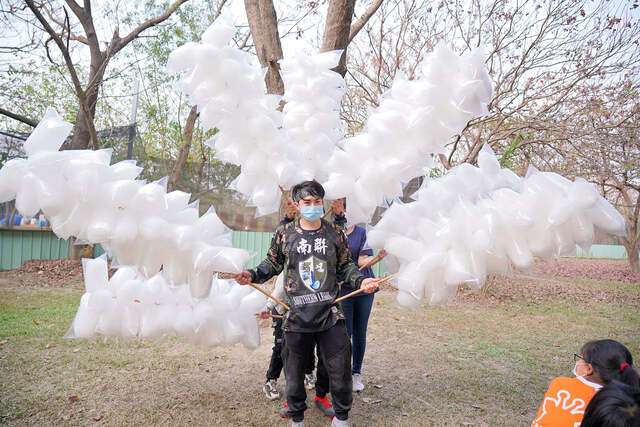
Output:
[{"xmin": 300, "ymin": 205, "xmax": 323, "ymax": 221}]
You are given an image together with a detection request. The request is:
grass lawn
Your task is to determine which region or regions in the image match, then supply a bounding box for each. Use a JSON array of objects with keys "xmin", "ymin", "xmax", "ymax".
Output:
[{"xmin": 0, "ymin": 270, "xmax": 638, "ymax": 426}]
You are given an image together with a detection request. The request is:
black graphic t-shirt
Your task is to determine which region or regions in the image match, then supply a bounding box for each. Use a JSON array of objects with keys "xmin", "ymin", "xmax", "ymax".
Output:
[{"xmin": 248, "ymin": 218, "xmax": 364, "ymax": 332}]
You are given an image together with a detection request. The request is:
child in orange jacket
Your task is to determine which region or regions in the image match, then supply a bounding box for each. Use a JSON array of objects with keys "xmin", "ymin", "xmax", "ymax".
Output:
[{"xmin": 532, "ymin": 339, "xmax": 639, "ymax": 427}]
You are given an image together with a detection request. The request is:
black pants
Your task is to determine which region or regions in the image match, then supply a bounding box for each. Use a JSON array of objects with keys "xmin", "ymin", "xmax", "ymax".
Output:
[
  {"xmin": 266, "ymin": 309, "xmax": 329, "ymax": 399},
  {"xmin": 283, "ymin": 320, "xmax": 352, "ymax": 422},
  {"xmin": 266, "ymin": 308, "xmax": 286, "ymax": 380}
]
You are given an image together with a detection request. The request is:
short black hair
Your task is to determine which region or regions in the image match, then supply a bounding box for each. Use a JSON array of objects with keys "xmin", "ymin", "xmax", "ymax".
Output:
[
  {"xmin": 581, "ymin": 381, "xmax": 640, "ymax": 427},
  {"xmin": 292, "ymin": 180, "xmax": 325, "ymax": 202}
]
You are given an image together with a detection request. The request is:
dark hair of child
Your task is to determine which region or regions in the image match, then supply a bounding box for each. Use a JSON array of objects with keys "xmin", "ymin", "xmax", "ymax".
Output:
[
  {"xmin": 581, "ymin": 381, "xmax": 640, "ymax": 427},
  {"xmin": 581, "ymin": 339, "xmax": 640, "ymax": 390}
]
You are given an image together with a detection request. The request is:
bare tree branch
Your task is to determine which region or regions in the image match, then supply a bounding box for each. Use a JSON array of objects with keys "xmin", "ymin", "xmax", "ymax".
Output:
[
  {"xmin": 348, "ymin": 0, "xmax": 384, "ymax": 43},
  {"xmin": 24, "ymin": 0, "xmax": 100, "ymax": 149},
  {"xmin": 112, "ymin": 0, "xmax": 189, "ymax": 54},
  {"xmin": 0, "ymin": 107, "xmax": 37, "ymax": 127}
]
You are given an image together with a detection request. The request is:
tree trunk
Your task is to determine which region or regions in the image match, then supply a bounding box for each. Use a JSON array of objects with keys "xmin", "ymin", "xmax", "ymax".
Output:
[
  {"xmin": 70, "ymin": 61, "xmax": 106, "ymax": 150},
  {"xmin": 621, "ymin": 237, "xmax": 640, "ymax": 273},
  {"xmin": 244, "ymin": 0, "xmax": 284, "ymax": 95},
  {"xmin": 168, "ymin": 106, "xmax": 199, "ymax": 192},
  {"xmin": 69, "ymin": 236, "xmax": 95, "ymax": 260},
  {"xmin": 320, "ymin": 0, "xmax": 356, "ymax": 77},
  {"xmin": 629, "ymin": 244, "xmax": 639, "ymax": 273}
]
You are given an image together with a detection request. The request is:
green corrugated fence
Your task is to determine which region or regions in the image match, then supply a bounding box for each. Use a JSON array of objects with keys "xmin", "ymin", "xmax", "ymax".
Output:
[
  {"xmin": 232, "ymin": 231, "xmax": 274, "ymax": 269},
  {"xmin": 575, "ymin": 244, "xmax": 629, "ymax": 259},
  {"xmin": 0, "ymin": 229, "xmax": 71, "ymax": 270},
  {"xmin": 0, "ymin": 228, "xmax": 635, "ymax": 272}
]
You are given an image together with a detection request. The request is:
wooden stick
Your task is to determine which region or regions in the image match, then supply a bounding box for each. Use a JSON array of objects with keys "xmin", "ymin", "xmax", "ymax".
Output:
[
  {"xmin": 376, "ymin": 273, "xmax": 395, "ymax": 285},
  {"xmin": 333, "ymin": 288, "xmax": 365, "ymax": 304},
  {"xmin": 333, "ymin": 274, "xmax": 395, "ymax": 304},
  {"xmin": 248, "ymin": 282, "xmax": 290, "ymax": 311},
  {"xmin": 215, "ymin": 273, "xmax": 290, "ymax": 310},
  {"xmin": 255, "ymin": 313, "xmax": 284, "ymax": 319},
  {"xmin": 359, "ymin": 251, "xmax": 386, "ymax": 271},
  {"xmin": 323, "ymin": 197, "xmax": 345, "ymax": 219}
]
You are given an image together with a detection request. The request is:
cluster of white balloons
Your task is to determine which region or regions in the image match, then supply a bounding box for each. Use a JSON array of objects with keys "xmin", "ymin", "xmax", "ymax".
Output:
[
  {"xmin": 168, "ymin": 21, "xmax": 492, "ymax": 223},
  {"xmin": 0, "ymin": 108, "xmax": 266, "ymax": 344},
  {"xmin": 279, "ymin": 50, "xmax": 346, "ymax": 184},
  {"xmin": 367, "ymin": 145, "xmax": 627, "ymax": 306},
  {"xmin": 1, "ymin": 20, "xmax": 628, "ymax": 328},
  {"xmin": 0, "ymin": 108, "xmax": 252, "ymax": 296},
  {"xmin": 168, "ymin": 20, "xmax": 285, "ymax": 216},
  {"xmin": 67, "ymin": 257, "xmax": 265, "ymax": 348},
  {"xmin": 323, "ymin": 46, "xmax": 493, "ymax": 224}
]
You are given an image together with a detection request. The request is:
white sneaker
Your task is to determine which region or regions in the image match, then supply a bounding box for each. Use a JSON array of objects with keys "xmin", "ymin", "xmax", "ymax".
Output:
[
  {"xmin": 263, "ymin": 379, "xmax": 280, "ymax": 400},
  {"xmin": 304, "ymin": 372, "xmax": 316, "ymax": 390},
  {"xmin": 352, "ymin": 373, "xmax": 364, "ymax": 392},
  {"xmin": 331, "ymin": 417, "xmax": 349, "ymax": 427},
  {"xmin": 291, "ymin": 420, "xmax": 304, "ymax": 427}
]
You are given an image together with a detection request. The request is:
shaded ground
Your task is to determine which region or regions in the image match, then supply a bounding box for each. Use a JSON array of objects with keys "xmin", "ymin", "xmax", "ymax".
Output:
[{"xmin": 0, "ymin": 257, "xmax": 638, "ymax": 426}]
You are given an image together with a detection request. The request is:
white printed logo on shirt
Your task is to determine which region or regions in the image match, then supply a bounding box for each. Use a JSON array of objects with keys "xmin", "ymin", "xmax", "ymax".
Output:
[{"xmin": 298, "ymin": 256, "xmax": 327, "ymax": 292}]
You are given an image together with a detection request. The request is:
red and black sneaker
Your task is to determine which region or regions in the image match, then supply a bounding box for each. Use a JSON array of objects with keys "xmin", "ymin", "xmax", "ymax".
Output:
[
  {"xmin": 279, "ymin": 403, "xmax": 292, "ymax": 418},
  {"xmin": 314, "ymin": 395, "xmax": 335, "ymax": 418}
]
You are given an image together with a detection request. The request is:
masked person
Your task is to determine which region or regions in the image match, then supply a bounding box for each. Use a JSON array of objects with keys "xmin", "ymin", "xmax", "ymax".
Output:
[
  {"xmin": 260, "ymin": 198, "xmax": 329, "ymax": 407},
  {"xmin": 235, "ymin": 180, "xmax": 381, "ymax": 427}
]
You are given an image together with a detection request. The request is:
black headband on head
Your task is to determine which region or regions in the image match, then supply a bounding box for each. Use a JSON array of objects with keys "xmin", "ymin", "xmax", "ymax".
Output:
[{"xmin": 291, "ymin": 180, "xmax": 325, "ymax": 202}]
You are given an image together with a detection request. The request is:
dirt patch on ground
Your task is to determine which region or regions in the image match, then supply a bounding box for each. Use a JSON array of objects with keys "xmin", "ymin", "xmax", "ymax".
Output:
[
  {"xmin": 456, "ymin": 258, "xmax": 639, "ymax": 307},
  {"xmin": 534, "ymin": 257, "xmax": 640, "ymax": 283},
  {"xmin": 2, "ymin": 259, "xmax": 83, "ymax": 288}
]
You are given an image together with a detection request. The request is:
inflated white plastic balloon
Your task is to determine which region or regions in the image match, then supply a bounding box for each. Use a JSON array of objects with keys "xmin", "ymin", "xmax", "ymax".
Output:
[
  {"xmin": 368, "ymin": 144, "xmax": 627, "ymax": 306},
  {"xmin": 169, "ymin": 22, "xmax": 492, "ymax": 223},
  {"xmin": 66, "ymin": 258, "xmax": 265, "ymax": 347},
  {"xmin": 0, "ymin": 109, "xmax": 258, "ymax": 346}
]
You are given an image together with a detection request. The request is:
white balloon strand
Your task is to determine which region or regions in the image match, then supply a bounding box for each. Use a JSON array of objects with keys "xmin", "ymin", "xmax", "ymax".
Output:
[
  {"xmin": 168, "ymin": 21, "xmax": 492, "ymax": 223},
  {"xmin": 168, "ymin": 21, "xmax": 284, "ymax": 216},
  {"xmin": 367, "ymin": 144, "xmax": 627, "ymax": 307},
  {"xmin": 2, "ymin": 20, "xmax": 627, "ymax": 338},
  {"xmin": 323, "ymin": 46, "xmax": 493, "ymax": 224},
  {"xmin": 67, "ymin": 259, "xmax": 265, "ymax": 348},
  {"xmin": 0, "ymin": 108, "xmax": 261, "ymax": 346}
]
